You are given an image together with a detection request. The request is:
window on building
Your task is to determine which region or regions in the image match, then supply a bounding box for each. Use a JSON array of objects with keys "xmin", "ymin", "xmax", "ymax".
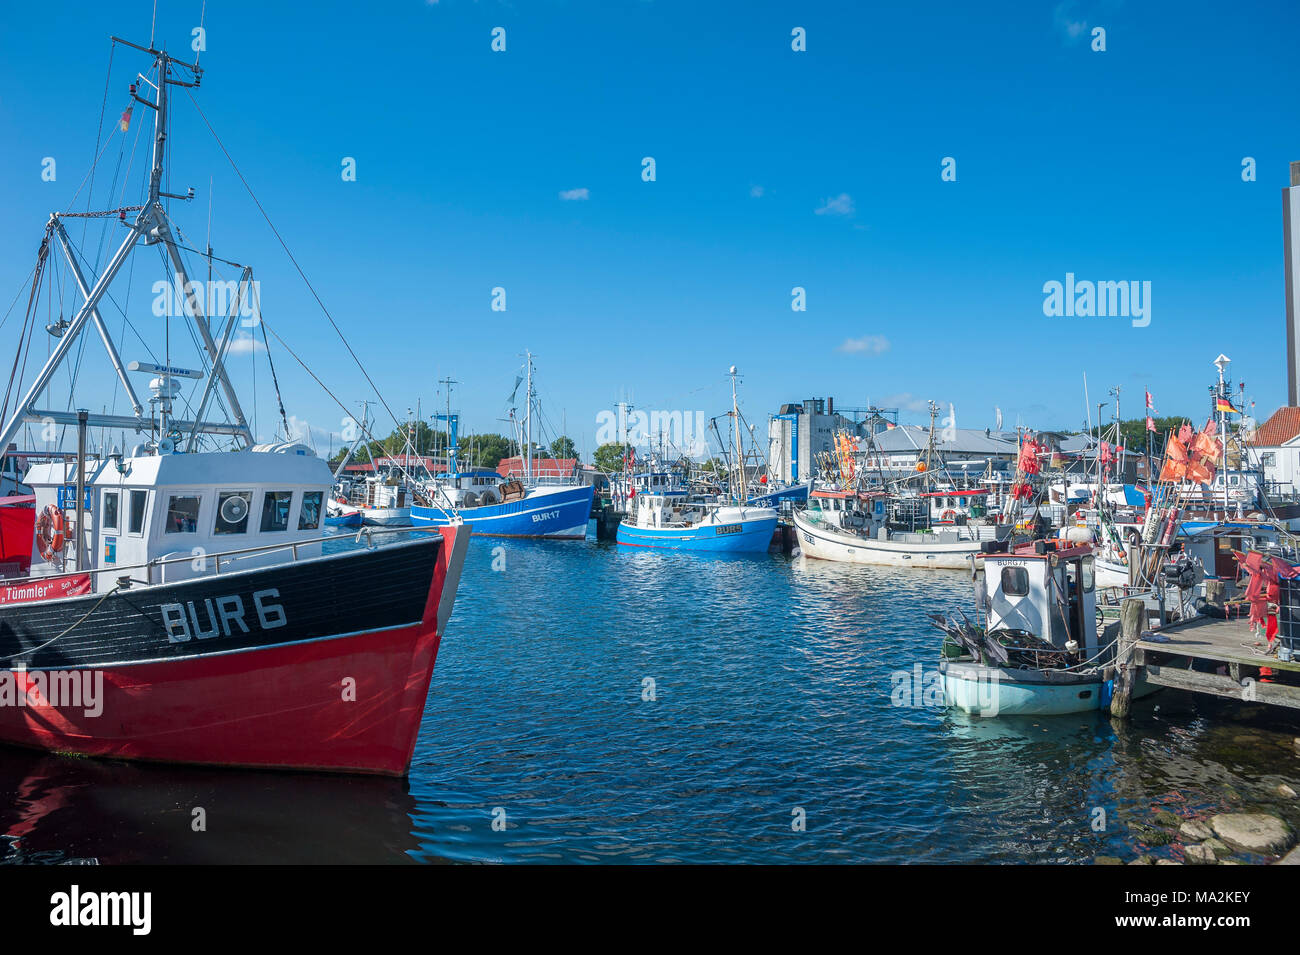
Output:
[
  {"xmin": 215, "ymin": 491, "xmax": 252, "ymax": 535},
  {"xmin": 102, "ymin": 491, "xmax": 120, "ymax": 531},
  {"xmin": 165, "ymin": 495, "xmax": 201, "ymax": 533},
  {"xmin": 298, "ymin": 491, "xmax": 323, "ymax": 530},
  {"xmin": 1000, "ymin": 566, "xmax": 1029, "ymax": 597},
  {"xmin": 1261, "ymin": 452, "xmax": 1276, "ymax": 468},
  {"xmin": 128, "ymin": 489, "xmax": 148, "ymax": 535},
  {"xmin": 260, "ymin": 491, "xmax": 294, "ymax": 533}
]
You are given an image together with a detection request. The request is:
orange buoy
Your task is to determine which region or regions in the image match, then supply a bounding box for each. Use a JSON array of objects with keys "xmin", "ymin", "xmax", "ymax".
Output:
[{"xmin": 35, "ymin": 504, "xmax": 65, "ymax": 562}]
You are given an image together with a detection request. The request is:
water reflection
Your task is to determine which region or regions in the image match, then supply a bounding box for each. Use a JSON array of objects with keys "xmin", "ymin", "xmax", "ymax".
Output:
[{"xmin": 0, "ymin": 749, "xmax": 420, "ymax": 864}]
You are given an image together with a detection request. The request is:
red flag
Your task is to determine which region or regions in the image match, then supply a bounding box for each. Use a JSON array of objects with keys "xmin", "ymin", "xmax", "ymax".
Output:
[
  {"xmin": 119, "ymin": 105, "xmax": 133, "ymax": 132},
  {"xmin": 1146, "ymin": 415, "xmax": 1155, "ymax": 433},
  {"xmin": 1145, "ymin": 390, "xmax": 1153, "ymax": 410}
]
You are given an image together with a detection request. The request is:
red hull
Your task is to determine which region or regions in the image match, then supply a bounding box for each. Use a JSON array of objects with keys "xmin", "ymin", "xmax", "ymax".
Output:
[{"xmin": 0, "ymin": 526, "xmax": 469, "ymax": 776}]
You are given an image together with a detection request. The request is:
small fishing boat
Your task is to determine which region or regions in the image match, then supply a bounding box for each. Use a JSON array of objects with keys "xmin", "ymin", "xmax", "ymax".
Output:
[
  {"xmin": 615, "ymin": 488, "xmax": 778, "ymax": 551},
  {"xmin": 353, "ymin": 476, "xmax": 414, "ymax": 526},
  {"xmin": 793, "ymin": 487, "xmax": 1011, "ymax": 568},
  {"xmin": 616, "ymin": 366, "xmax": 778, "ymax": 552},
  {"xmin": 931, "ymin": 540, "xmax": 1149, "ymax": 716},
  {"xmin": 325, "ymin": 496, "xmax": 363, "ymax": 528}
]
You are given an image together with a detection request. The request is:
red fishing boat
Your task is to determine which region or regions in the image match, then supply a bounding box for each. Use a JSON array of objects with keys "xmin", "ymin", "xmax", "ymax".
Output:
[{"xmin": 0, "ymin": 36, "xmax": 471, "ymax": 776}]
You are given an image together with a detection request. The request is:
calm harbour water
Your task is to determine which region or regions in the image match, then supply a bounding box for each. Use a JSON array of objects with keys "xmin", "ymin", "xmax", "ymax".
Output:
[{"xmin": 3, "ymin": 528, "xmax": 1299, "ymax": 864}]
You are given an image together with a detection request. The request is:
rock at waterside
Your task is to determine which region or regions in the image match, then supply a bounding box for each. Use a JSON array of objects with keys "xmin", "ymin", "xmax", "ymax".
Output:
[
  {"xmin": 1184, "ymin": 843, "xmax": 1218, "ymax": 865},
  {"xmin": 1209, "ymin": 813, "xmax": 1294, "ymax": 854},
  {"xmin": 1179, "ymin": 819, "xmax": 1213, "ymax": 841},
  {"xmin": 1203, "ymin": 837, "xmax": 1232, "ymax": 858}
]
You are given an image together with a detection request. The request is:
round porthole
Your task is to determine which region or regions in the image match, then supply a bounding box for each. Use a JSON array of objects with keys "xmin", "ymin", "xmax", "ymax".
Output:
[{"xmin": 220, "ymin": 495, "xmax": 249, "ymax": 524}]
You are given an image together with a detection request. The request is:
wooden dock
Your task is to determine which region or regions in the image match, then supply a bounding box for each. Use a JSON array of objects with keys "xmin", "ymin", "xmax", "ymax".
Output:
[{"xmin": 1110, "ymin": 595, "xmax": 1300, "ymax": 715}]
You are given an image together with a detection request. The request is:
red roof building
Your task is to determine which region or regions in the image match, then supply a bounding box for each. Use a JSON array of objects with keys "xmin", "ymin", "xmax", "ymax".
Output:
[{"xmin": 495, "ymin": 457, "xmax": 578, "ymax": 479}]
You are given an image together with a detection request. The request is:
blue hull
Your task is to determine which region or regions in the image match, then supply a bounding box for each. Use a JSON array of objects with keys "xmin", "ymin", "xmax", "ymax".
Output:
[
  {"xmin": 616, "ymin": 516, "xmax": 778, "ymax": 552},
  {"xmin": 748, "ymin": 482, "xmax": 810, "ymax": 508},
  {"xmin": 325, "ymin": 512, "xmax": 363, "ymax": 528},
  {"xmin": 411, "ymin": 484, "xmax": 594, "ymax": 539}
]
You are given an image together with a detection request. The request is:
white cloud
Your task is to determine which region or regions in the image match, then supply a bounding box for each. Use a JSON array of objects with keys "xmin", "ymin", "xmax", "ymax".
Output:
[
  {"xmin": 226, "ymin": 332, "xmax": 265, "ymax": 355},
  {"xmin": 838, "ymin": 335, "xmax": 890, "ymax": 355},
  {"xmin": 880, "ymin": 392, "xmax": 931, "ymax": 414},
  {"xmin": 750, "ymin": 185, "xmax": 764, "ymax": 198},
  {"xmin": 559, "ymin": 187, "xmax": 590, "ymax": 201},
  {"xmin": 815, "ymin": 192, "xmax": 855, "ymax": 217},
  {"xmin": 1053, "ymin": 2, "xmax": 1089, "ymax": 42}
]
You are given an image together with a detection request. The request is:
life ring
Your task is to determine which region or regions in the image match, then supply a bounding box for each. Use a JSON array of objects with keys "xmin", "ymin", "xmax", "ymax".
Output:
[
  {"xmin": 35, "ymin": 504, "xmax": 66, "ymax": 562},
  {"xmin": 941, "ymin": 509, "xmax": 957, "ymax": 522}
]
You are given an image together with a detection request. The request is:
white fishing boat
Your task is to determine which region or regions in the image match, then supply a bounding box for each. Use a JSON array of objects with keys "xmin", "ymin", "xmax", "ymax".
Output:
[
  {"xmin": 793, "ymin": 487, "xmax": 1012, "ymax": 569},
  {"xmin": 932, "ymin": 540, "xmax": 1152, "ymax": 716}
]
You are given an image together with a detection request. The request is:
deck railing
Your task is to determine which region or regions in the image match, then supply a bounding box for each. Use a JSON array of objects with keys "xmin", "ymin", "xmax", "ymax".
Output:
[{"xmin": 0, "ymin": 524, "xmax": 441, "ymax": 592}]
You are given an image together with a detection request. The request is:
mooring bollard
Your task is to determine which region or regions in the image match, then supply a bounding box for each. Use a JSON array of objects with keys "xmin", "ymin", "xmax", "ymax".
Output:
[{"xmin": 1110, "ymin": 597, "xmax": 1144, "ymax": 719}]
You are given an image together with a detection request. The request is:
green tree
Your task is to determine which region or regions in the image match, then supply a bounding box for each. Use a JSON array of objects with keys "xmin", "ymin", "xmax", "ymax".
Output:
[
  {"xmin": 1087, "ymin": 416, "xmax": 1189, "ymax": 449},
  {"xmin": 460, "ymin": 432, "xmax": 516, "ymax": 470},
  {"xmin": 593, "ymin": 442, "xmax": 630, "ymax": 473},
  {"xmin": 549, "ymin": 435, "xmax": 577, "ymax": 460}
]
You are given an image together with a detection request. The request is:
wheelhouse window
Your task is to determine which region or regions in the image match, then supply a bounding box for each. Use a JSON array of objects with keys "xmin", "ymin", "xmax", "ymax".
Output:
[
  {"xmin": 214, "ymin": 491, "xmax": 252, "ymax": 535},
  {"xmin": 298, "ymin": 491, "xmax": 323, "ymax": 530},
  {"xmin": 1000, "ymin": 566, "xmax": 1030, "ymax": 597},
  {"xmin": 102, "ymin": 491, "xmax": 120, "ymax": 532},
  {"xmin": 128, "ymin": 489, "xmax": 148, "ymax": 535},
  {"xmin": 1081, "ymin": 557, "xmax": 1095, "ymax": 592},
  {"xmin": 165, "ymin": 495, "xmax": 201, "ymax": 533},
  {"xmin": 260, "ymin": 491, "xmax": 294, "ymax": 533}
]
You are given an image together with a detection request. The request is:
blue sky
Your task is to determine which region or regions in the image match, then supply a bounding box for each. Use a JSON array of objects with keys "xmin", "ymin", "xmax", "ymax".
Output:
[{"xmin": 1, "ymin": 0, "xmax": 1297, "ymax": 457}]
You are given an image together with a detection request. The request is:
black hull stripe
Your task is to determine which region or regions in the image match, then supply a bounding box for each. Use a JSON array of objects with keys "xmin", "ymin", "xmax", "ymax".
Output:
[{"xmin": 0, "ymin": 537, "xmax": 440, "ymax": 670}]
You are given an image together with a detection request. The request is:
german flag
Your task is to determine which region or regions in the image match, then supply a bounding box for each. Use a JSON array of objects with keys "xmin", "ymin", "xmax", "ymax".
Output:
[{"xmin": 1216, "ymin": 396, "xmax": 1237, "ymax": 414}]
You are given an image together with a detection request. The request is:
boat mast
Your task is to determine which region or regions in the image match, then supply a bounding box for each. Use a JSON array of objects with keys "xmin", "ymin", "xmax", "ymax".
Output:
[
  {"xmin": 1215, "ymin": 354, "xmax": 1231, "ymax": 515},
  {"xmin": 525, "ymin": 351, "xmax": 533, "ymax": 483},
  {"xmin": 730, "ymin": 365, "xmax": 746, "ymax": 504},
  {"xmin": 0, "ymin": 37, "xmax": 254, "ymax": 458}
]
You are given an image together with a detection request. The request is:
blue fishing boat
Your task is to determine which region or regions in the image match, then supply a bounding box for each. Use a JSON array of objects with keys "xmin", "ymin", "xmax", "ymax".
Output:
[
  {"xmin": 615, "ymin": 491, "xmax": 777, "ymax": 551},
  {"xmin": 413, "ymin": 475, "xmax": 593, "ymax": 539},
  {"xmin": 409, "ymin": 353, "xmax": 594, "ymax": 540},
  {"xmin": 324, "ymin": 497, "xmax": 363, "ymax": 528},
  {"xmin": 615, "ymin": 366, "xmax": 777, "ymax": 552}
]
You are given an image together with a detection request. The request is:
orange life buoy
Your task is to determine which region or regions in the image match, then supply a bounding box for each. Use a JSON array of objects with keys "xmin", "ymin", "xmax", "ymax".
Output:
[
  {"xmin": 35, "ymin": 504, "xmax": 65, "ymax": 562},
  {"xmin": 941, "ymin": 509, "xmax": 957, "ymax": 522}
]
